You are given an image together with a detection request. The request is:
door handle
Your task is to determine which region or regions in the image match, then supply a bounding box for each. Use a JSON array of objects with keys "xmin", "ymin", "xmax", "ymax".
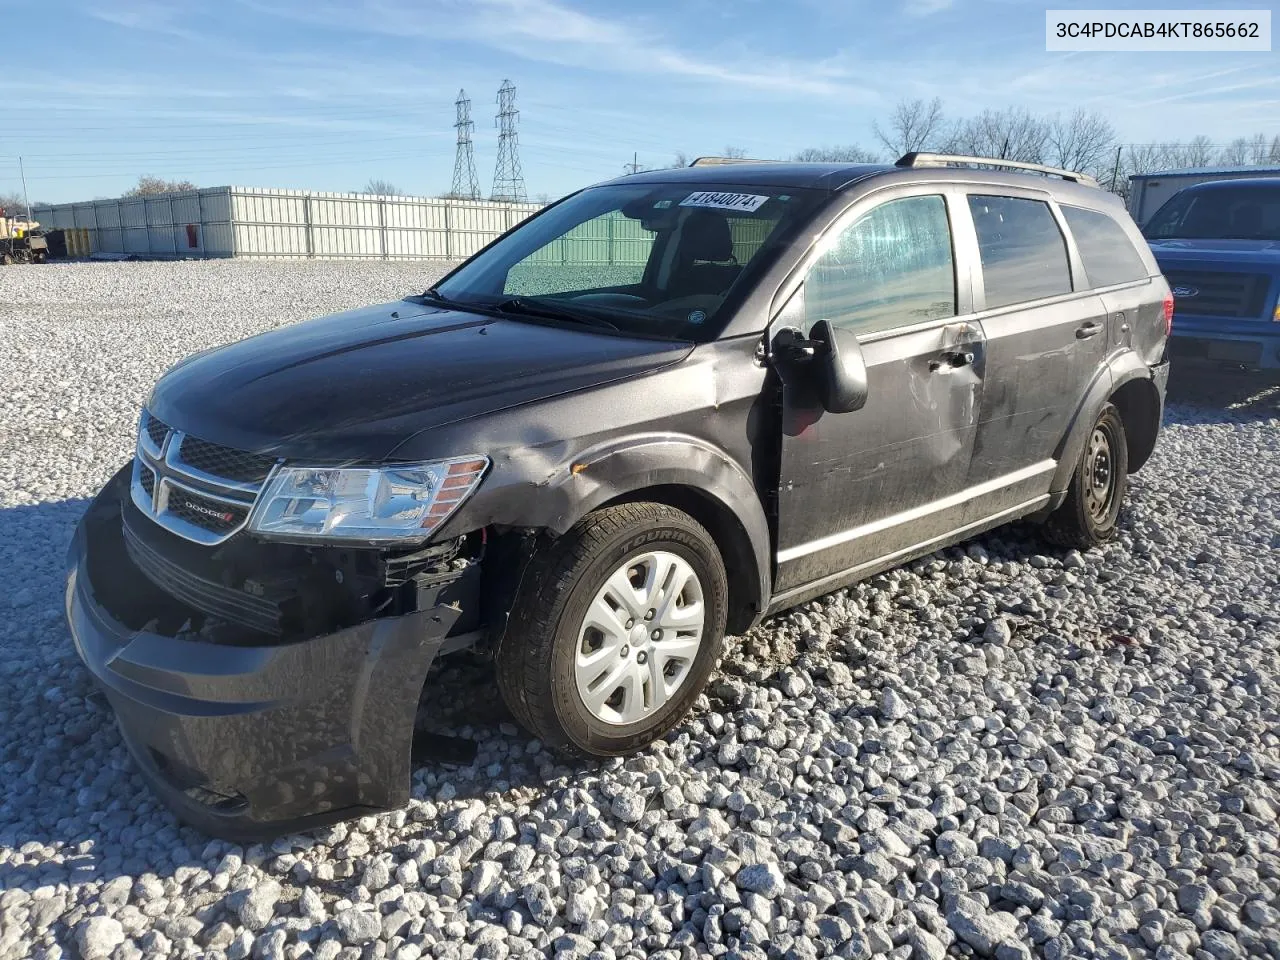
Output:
[
  {"xmin": 929, "ymin": 350, "xmax": 974, "ymax": 372},
  {"xmin": 1076, "ymin": 321, "xmax": 1103, "ymax": 339}
]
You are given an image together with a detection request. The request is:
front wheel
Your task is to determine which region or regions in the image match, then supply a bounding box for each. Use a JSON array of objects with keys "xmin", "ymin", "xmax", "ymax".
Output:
[
  {"xmin": 1044, "ymin": 402, "xmax": 1129, "ymax": 549},
  {"xmin": 496, "ymin": 502, "xmax": 728, "ymax": 758}
]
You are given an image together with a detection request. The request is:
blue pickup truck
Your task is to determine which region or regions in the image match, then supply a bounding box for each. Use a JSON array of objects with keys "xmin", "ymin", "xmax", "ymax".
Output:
[{"xmin": 1142, "ymin": 178, "xmax": 1280, "ymax": 371}]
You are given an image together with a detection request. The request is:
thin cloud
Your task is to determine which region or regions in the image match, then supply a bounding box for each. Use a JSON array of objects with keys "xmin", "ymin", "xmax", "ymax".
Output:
[{"xmin": 241, "ymin": 0, "xmax": 873, "ymax": 99}]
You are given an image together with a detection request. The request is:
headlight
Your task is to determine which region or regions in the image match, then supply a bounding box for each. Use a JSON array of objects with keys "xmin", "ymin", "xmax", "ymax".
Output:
[{"xmin": 248, "ymin": 457, "xmax": 488, "ymax": 543}]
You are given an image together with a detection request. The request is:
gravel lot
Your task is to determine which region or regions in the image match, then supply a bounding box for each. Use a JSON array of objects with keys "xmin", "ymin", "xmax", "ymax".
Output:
[{"xmin": 2, "ymin": 260, "xmax": 1278, "ymax": 960}]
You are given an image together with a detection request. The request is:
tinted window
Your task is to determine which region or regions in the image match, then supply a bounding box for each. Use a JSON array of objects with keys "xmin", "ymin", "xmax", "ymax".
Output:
[
  {"xmin": 1143, "ymin": 184, "xmax": 1280, "ymax": 242},
  {"xmin": 1062, "ymin": 205, "xmax": 1148, "ymax": 287},
  {"xmin": 968, "ymin": 195, "xmax": 1071, "ymax": 309},
  {"xmin": 805, "ymin": 195, "xmax": 956, "ymax": 336}
]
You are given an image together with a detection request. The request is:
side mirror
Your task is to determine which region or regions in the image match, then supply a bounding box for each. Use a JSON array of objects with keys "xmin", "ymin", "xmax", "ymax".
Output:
[
  {"xmin": 773, "ymin": 320, "xmax": 868, "ymax": 414},
  {"xmin": 809, "ymin": 319, "xmax": 868, "ymax": 413}
]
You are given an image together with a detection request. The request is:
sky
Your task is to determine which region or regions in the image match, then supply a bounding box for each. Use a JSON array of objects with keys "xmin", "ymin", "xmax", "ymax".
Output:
[{"xmin": 1, "ymin": 0, "xmax": 1276, "ymax": 204}]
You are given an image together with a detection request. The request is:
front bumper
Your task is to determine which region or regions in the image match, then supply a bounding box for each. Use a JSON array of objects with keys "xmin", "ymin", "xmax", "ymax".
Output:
[
  {"xmin": 1170, "ymin": 317, "xmax": 1280, "ymax": 370},
  {"xmin": 66, "ymin": 468, "xmax": 459, "ymax": 840}
]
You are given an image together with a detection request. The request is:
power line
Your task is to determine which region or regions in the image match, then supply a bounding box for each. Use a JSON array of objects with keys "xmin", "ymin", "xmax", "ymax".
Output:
[
  {"xmin": 449, "ymin": 89, "xmax": 480, "ymax": 201},
  {"xmin": 490, "ymin": 80, "xmax": 526, "ymax": 202}
]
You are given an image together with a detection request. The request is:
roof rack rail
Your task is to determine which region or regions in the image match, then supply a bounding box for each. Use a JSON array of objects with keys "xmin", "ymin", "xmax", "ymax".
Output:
[
  {"xmin": 689, "ymin": 156, "xmax": 776, "ymax": 167},
  {"xmin": 895, "ymin": 152, "xmax": 1099, "ymax": 187}
]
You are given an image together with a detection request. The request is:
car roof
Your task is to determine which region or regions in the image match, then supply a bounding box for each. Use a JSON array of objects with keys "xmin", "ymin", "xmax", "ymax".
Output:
[
  {"xmin": 601, "ymin": 161, "xmax": 1118, "ymax": 208},
  {"xmin": 1176, "ymin": 177, "xmax": 1280, "ymax": 191},
  {"xmin": 604, "ymin": 162, "xmax": 893, "ymax": 191}
]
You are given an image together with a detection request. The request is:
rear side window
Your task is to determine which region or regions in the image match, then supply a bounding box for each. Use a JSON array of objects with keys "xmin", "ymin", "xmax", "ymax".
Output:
[
  {"xmin": 805, "ymin": 194, "xmax": 956, "ymax": 337},
  {"xmin": 968, "ymin": 195, "xmax": 1071, "ymax": 309},
  {"xmin": 1061, "ymin": 205, "xmax": 1149, "ymax": 287}
]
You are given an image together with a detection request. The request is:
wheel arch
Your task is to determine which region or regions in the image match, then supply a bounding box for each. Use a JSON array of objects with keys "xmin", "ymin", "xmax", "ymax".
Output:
[
  {"xmin": 482, "ymin": 435, "xmax": 773, "ymax": 636},
  {"xmin": 1109, "ymin": 375, "xmax": 1163, "ymax": 473},
  {"xmin": 1051, "ymin": 353, "xmax": 1162, "ymax": 494}
]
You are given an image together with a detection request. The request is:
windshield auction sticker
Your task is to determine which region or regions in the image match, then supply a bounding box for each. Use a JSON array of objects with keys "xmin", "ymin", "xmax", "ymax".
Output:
[
  {"xmin": 680, "ymin": 192, "xmax": 770, "ymax": 213},
  {"xmin": 1046, "ymin": 9, "xmax": 1271, "ymax": 50}
]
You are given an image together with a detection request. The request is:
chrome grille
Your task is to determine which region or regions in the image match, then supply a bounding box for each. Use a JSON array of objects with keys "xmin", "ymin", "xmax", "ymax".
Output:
[
  {"xmin": 176, "ymin": 436, "xmax": 277, "ymax": 484},
  {"xmin": 143, "ymin": 411, "xmax": 170, "ymax": 449},
  {"xmin": 131, "ymin": 411, "xmax": 279, "ymax": 545},
  {"xmin": 1165, "ymin": 269, "xmax": 1271, "ymax": 319}
]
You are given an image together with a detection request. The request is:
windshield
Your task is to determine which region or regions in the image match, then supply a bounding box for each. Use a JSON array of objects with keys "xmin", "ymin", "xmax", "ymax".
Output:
[
  {"xmin": 432, "ymin": 182, "xmax": 822, "ymax": 340},
  {"xmin": 1144, "ymin": 184, "xmax": 1280, "ymax": 242}
]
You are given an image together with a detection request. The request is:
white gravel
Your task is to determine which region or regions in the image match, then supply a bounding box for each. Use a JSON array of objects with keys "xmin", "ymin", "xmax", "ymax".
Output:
[{"xmin": 2, "ymin": 259, "xmax": 1279, "ymax": 960}]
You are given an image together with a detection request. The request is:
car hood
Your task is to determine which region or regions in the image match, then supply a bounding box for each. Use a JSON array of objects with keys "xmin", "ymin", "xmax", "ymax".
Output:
[
  {"xmin": 148, "ymin": 299, "xmax": 692, "ymax": 462},
  {"xmin": 1148, "ymin": 238, "xmax": 1280, "ymax": 269}
]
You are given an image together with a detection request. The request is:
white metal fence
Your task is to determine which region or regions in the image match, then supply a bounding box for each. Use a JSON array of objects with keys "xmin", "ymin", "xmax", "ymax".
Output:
[{"xmin": 33, "ymin": 187, "xmax": 544, "ymax": 261}]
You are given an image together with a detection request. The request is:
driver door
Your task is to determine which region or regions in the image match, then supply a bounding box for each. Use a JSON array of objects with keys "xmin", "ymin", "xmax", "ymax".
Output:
[{"xmin": 772, "ymin": 189, "xmax": 985, "ymax": 598}]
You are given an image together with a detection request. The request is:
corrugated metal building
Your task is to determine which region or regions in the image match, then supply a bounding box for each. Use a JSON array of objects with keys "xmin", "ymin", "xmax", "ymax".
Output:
[
  {"xmin": 33, "ymin": 187, "xmax": 544, "ymax": 261},
  {"xmin": 1128, "ymin": 166, "xmax": 1280, "ymax": 224}
]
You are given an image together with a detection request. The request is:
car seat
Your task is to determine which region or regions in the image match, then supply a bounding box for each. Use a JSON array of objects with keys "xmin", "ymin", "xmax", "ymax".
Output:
[{"xmin": 666, "ymin": 210, "xmax": 741, "ymax": 299}]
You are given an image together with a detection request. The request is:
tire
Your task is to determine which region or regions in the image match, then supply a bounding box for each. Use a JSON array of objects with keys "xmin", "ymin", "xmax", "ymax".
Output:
[
  {"xmin": 496, "ymin": 502, "xmax": 728, "ymax": 758},
  {"xmin": 1045, "ymin": 402, "xmax": 1129, "ymax": 549},
  {"xmin": 0, "ymin": 252, "xmax": 12, "ymax": 266}
]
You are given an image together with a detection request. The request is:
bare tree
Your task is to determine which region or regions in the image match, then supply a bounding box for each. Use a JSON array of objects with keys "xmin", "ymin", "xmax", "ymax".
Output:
[
  {"xmin": 362, "ymin": 178, "xmax": 401, "ymax": 196},
  {"xmin": 0, "ymin": 190, "xmax": 25, "ymax": 215},
  {"xmin": 1047, "ymin": 109, "xmax": 1117, "ymax": 176},
  {"xmin": 873, "ymin": 97, "xmax": 945, "ymax": 156},
  {"xmin": 1218, "ymin": 137, "xmax": 1251, "ymax": 165},
  {"xmin": 1165, "ymin": 135, "xmax": 1217, "ymax": 168},
  {"xmin": 1270, "ymin": 135, "xmax": 1280, "ymax": 163},
  {"xmin": 721, "ymin": 145, "xmax": 748, "ymax": 159},
  {"xmin": 1245, "ymin": 133, "xmax": 1271, "ymax": 164},
  {"xmin": 124, "ymin": 175, "xmax": 198, "ymax": 197},
  {"xmin": 669, "ymin": 152, "xmax": 690, "ymax": 169},
  {"xmin": 792, "ymin": 145, "xmax": 880, "ymax": 162},
  {"xmin": 944, "ymin": 107, "xmax": 1050, "ymax": 162}
]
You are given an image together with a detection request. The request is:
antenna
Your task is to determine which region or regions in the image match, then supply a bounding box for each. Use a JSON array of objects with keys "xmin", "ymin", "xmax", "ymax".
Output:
[
  {"xmin": 491, "ymin": 80, "xmax": 527, "ymax": 202},
  {"xmin": 450, "ymin": 89, "xmax": 480, "ymax": 200}
]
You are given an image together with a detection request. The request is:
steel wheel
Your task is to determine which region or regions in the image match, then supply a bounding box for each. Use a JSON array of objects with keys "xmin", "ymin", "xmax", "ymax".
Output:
[
  {"xmin": 1084, "ymin": 425, "xmax": 1116, "ymax": 522},
  {"xmin": 574, "ymin": 550, "xmax": 705, "ymax": 726}
]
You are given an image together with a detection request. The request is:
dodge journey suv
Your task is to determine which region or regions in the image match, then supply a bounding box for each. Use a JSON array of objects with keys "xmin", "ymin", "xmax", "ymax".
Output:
[{"xmin": 67, "ymin": 153, "xmax": 1170, "ymax": 838}]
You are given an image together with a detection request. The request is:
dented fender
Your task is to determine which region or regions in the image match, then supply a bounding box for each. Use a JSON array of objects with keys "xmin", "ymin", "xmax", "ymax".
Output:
[
  {"xmin": 438, "ymin": 431, "xmax": 774, "ymax": 628},
  {"xmin": 1050, "ymin": 349, "xmax": 1154, "ymax": 495}
]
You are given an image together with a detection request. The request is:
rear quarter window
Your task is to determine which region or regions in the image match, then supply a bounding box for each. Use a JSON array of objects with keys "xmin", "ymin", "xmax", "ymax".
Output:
[
  {"xmin": 1061, "ymin": 205, "xmax": 1149, "ymax": 288},
  {"xmin": 968, "ymin": 195, "xmax": 1072, "ymax": 309}
]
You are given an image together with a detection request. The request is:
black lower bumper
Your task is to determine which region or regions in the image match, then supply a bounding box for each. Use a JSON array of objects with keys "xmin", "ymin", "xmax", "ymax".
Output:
[{"xmin": 66, "ymin": 469, "xmax": 459, "ymax": 840}]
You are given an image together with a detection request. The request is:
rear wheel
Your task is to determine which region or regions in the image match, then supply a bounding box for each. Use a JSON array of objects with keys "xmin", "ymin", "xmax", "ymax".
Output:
[
  {"xmin": 496, "ymin": 502, "xmax": 727, "ymax": 758},
  {"xmin": 1045, "ymin": 402, "xmax": 1128, "ymax": 549}
]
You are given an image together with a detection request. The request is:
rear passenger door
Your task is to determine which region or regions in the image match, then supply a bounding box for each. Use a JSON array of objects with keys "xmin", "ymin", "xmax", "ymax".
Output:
[
  {"xmin": 1059, "ymin": 203, "xmax": 1163, "ymax": 361},
  {"xmin": 960, "ymin": 191, "xmax": 1109, "ymax": 517}
]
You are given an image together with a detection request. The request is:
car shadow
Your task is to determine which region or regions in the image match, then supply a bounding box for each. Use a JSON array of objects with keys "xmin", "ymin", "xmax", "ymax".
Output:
[{"xmin": 1165, "ymin": 364, "xmax": 1280, "ymax": 424}]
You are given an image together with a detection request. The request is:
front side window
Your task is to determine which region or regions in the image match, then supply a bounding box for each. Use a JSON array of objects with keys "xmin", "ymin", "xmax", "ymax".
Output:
[
  {"xmin": 968, "ymin": 195, "xmax": 1071, "ymax": 309},
  {"xmin": 1143, "ymin": 184, "xmax": 1280, "ymax": 242},
  {"xmin": 1061, "ymin": 204, "xmax": 1149, "ymax": 288},
  {"xmin": 435, "ymin": 183, "xmax": 820, "ymax": 340},
  {"xmin": 803, "ymin": 194, "xmax": 956, "ymax": 337}
]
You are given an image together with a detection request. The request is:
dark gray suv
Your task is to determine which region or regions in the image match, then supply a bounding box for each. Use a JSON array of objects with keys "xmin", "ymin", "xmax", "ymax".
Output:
[{"xmin": 66, "ymin": 153, "xmax": 1171, "ymax": 838}]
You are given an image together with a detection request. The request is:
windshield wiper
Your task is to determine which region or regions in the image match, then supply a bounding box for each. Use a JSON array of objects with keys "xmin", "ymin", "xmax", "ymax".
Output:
[
  {"xmin": 494, "ymin": 297, "xmax": 620, "ymax": 331},
  {"xmin": 421, "ymin": 288, "xmax": 469, "ymax": 309}
]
